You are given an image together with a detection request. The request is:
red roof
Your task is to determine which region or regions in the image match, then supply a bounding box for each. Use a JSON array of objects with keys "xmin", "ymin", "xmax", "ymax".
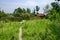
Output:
[{"xmin": 36, "ymin": 14, "xmax": 45, "ymax": 17}]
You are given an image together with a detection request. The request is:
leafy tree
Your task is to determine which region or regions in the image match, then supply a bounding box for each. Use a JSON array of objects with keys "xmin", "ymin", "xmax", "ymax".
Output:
[
  {"xmin": 32, "ymin": 9, "xmax": 35, "ymax": 15},
  {"xmin": 26, "ymin": 8, "xmax": 31, "ymax": 13},
  {"xmin": 22, "ymin": 8, "xmax": 26, "ymax": 13},
  {"xmin": 0, "ymin": 10, "xmax": 8, "ymax": 17},
  {"xmin": 48, "ymin": 9, "xmax": 57, "ymax": 21},
  {"xmin": 51, "ymin": 2, "xmax": 59, "ymax": 10},
  {"xmin": 43, "ymin": 5, "xmax": 50, "ymax": 15},
  {"xmin": 33, "ymin": 9, "xmax": 35, "ymax": 14},
  {"xmin": 13, "ymin": 7, "xmax": 23, "ymax": 14},
  {"xmin": 35, "ymin": 6, "xmax": 40, "ymax": 14},
  {"xmin": 13, "ymin": 7, "xmax": 23, "ymax": 17},
  {"xmin": 51, "ymin": 2, "xmax": 60, "ymax": 14},
  {"xmin": 30, "ymin": 9, "xmax": 35, "ymax": 17},
  {"xmin": 13, "ymin": 7, "xmax": 31, "ymax": 21},
  {"xmin": 55, "ymin": 0, "xmax": 60, "ymax": 1},
  {"xmin": 0, "ymin": 10, "xmax": 10, "ymax": 22},
  {"xmin": 46, "ymin": 2, "xmax": 60, "ymax": 21}
]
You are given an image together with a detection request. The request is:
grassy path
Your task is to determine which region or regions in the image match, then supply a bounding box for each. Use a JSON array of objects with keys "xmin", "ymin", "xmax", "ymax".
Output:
[
  {"xmin": 19, "ymin": 27, "xmax": 22, "ymax": 40},
  {"xmin": 19, "ymin": 20, "xmax": 25, "ymax": 40}
]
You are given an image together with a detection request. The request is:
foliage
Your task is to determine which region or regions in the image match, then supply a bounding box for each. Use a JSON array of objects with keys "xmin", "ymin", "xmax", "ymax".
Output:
[
  {"xmin": 0, "ymin": 10, "xmax": 8, "ymax": 18},
  {"xmin": 22, "ymin": 19, "xmax": 60, "ymax": 40},
  {"xmin": 48, "ymin": 21, "xmax": 60, "ymax": 40},
  {"xmin": 45, "ymin": 2, "xmax": 60, "ymax": 21},
  {"xmin": 55, "ymin": 0, "xmax": 60, "ymax": 1},
  {"xmin": 0, "ymin": 19, "xmax": 60, "ymax": 40},
  {"xmin": 35, "ymin": 6, "xmax": 40, "ymax": 14},
  {"xmin": 0, "ymin": 22, "xmax": 20, "ymax": 40},
  {"xmin": 22, "ymin": 19, "xmax": 51, "ymax": 40},
  {"xmin": 26, "ymin": 8, "xmax": 31, "ymax": 14},
  {"xmin": 22, "ymin": 8, "xmax": 26, "ymax": 13},
  {"xmin": 0, "ymin": 10, "xmax": 11, "ymax": 21},
  {"xmin": 13, "ymin": 7, "xmax": 23, "ymax": 14},
  {"xmin": 51, "ymin": 2, "xmax": 60, "ymax": 14},
  {"xmin": 0, "ymin": 1, "xmax": 60, "ymax": 40},
  {"xmin": 0, "ymin": 6, "xmax": 40, "ymax": 21}
]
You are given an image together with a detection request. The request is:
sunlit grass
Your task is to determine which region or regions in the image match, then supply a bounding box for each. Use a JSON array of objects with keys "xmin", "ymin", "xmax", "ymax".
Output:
[
  {"xmin": 22, "ymin": 19, "xmax": 53, "ymax": 40},
  {"xmin": 0, "ymin": 22, "xmax": 20, "ymax": 40},
  {"xmin": 0, "ymin": 19, "xmax": 60, "ymax": 40}
]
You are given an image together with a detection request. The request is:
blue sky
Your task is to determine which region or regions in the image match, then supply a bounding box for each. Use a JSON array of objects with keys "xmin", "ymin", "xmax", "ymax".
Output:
[{"xmin": 0, "ymin": 0, "xmax": 55, "ymax": 13}]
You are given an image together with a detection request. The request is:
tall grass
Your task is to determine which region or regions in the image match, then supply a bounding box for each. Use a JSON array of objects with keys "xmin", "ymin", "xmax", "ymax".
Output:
[
  {"xmin": 0, "ymin": 19, "xmax": 60, "ymax": 40},
  {"xmin": 0, "ymin": 22, "xmax": 20, "ymax": 40},
  {"xmin": 22, "ymin": 19, "xmax": 60, "ymax": 40}
]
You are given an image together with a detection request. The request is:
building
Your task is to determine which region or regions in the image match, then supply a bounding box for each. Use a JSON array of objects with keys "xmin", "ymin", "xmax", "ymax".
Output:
[{"xmin": 35, "ymin": 13, "xmax": 45, "ymax": 19}]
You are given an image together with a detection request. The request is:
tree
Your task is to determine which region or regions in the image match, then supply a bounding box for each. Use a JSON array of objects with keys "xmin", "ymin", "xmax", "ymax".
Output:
[
  {"xmin": 22, "ymin": 8, "xmax": 26, "ymax": 13},
  {"xmin": 51, "ymin": 2, "xmax": 59, "ymax": 10},
  {"xmin": 13, "ymin": 7, "xmax": 23, "ymax": 17},
  {"xmin": 0, "ymin": 10, "xmax": 10, "ymax": 22},
  {"xmin": 43, "ymin": 5, "xmax": 50, "ymax": 15},
  {"xmin": 0, "ymin": 10, "xmax": 8, "ymax": 17},
  {"xmin": 51, "ymin": 2, "xmax": 60, "ymax": 14},
  {"xmin": 45, "ymin": 2, "xmax": 60, "ymax": 20},
  {"xmin": 55, "ymin": 0, "xmax": 60, "ymax": 1},
  {"xmin": 26, "ymin": 8, "xmax": 31, "ymax": 13},
  {"xmin": 46, "ymin": 2, "xmax": 60, "ymax": 21},
  {"xmin": 33, "ymin": 9, "xmax": 35, "ymax": 14},
  {"xmin": 30, "ymin": 9, "xmax": 35, "ymax": 17},
  {"xmin": 13, "ymin": 7, "xmax": 23, "ymax": 14},
  {"xmin": 35, "ymin": 6, "xmax": 40, "ymax": 14}
]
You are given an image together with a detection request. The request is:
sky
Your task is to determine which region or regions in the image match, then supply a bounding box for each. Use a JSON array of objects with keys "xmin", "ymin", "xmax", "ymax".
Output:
[{"xmin": 0, "ymin": 0, "xmax": 55, "ymax": 13}]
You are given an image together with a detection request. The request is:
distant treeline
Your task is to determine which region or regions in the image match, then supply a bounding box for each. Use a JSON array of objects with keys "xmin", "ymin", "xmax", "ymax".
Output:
[{"xmin": 0, "ymin": 7, "xmax": 35, "ymax": 22}]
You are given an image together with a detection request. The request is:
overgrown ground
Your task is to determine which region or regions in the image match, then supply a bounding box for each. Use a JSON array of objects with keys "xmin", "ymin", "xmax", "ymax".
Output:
[
  {"xmin": 0, "ymin": 22, "xmax": 20, "ymax": 40},
  {"xmin": 22, "ymin": 19, "xmax": 60, "ymax": 40},
  {"xmin": 0, "ymin": 19, "xmax": 60, "ymax": 40}
]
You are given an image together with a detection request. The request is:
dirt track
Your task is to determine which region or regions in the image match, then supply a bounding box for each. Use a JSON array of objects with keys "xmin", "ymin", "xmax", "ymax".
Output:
[{"xmin": 19, "ymin": 20, "xmax": 25, "ymax": 40}]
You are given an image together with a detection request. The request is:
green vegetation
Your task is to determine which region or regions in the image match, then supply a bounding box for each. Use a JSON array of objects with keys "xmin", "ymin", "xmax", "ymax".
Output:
[
  {"xmin": 36, "ymin": 6, "xmax": 40, "ymax": 14},
  {"xmin": 0, "ymin": 0, "xmax": 60, "ymax": 40},
  {"xmin": 0, "ymin": 22, "xmax": 20, "ymax": 40},
  {"xmin": 22, "ymin": 19, "xmax": 60, "ymax": 40},
  {"xmin": 0, "ymin": 19, "xmax": 60, "ymax": 40}
]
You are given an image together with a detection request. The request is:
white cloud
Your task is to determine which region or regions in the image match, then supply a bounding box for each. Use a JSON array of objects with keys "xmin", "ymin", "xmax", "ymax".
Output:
[
  {"xmin": 19, "ymin": 0, "xmax": 54, "ymax": 6},
  {"xmin": 0, "ymin": 0, "xmax": 55, "ymax": 13}
]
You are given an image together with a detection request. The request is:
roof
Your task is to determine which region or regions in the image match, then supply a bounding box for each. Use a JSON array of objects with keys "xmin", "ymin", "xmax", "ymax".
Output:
[{"xmin": 36, "ymin": 14, "xmax": 45, "ymax": 17}]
